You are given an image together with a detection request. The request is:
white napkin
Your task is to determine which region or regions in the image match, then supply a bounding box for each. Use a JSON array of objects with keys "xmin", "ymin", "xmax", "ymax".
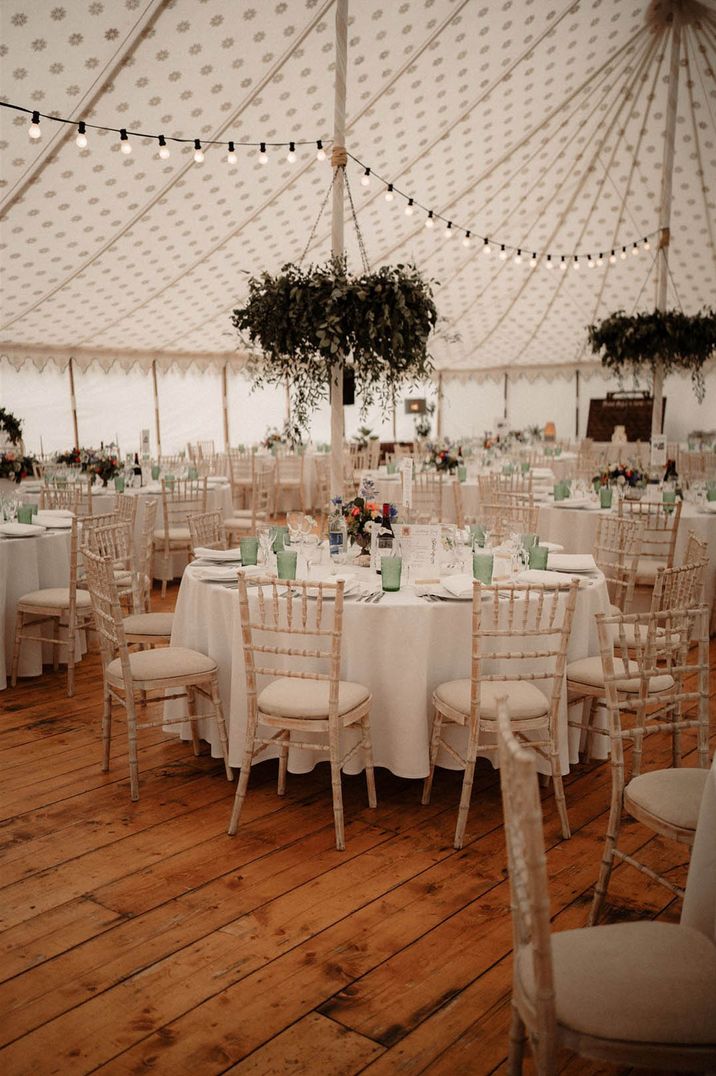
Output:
[
  {"xmin": 193, "ymin": 546, "xmax": 243, "ymax": 562},
  {"xmin": 0, "ymin": 522, "xmax": 46, "ymax": 537},
  {"xmin": 37, "ymin": 508, "xmax": 74, "ymax": 519},
  {"xmin": 191, "ymin": 565, "xmax": 240, "ymax": 582},
  {"xmin": 441, "ymin": 574, "xmax": 475, "ymax": 599},
  {"xmin": 515, "ymin": 569, "xmax": 566, "ymax": 587},
  {"xmin": 547, "ymin": 553, "xmax": 597, "ymax": 573}
]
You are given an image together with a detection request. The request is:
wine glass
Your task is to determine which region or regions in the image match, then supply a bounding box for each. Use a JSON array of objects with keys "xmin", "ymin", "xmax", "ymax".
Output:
[
  {"xmin": 257, "ymin": 523, "xmax": 277, "ymax": 567},
  {"xmin": 286, "ymin": 511, "xmax": 305, "ymax": 548}
]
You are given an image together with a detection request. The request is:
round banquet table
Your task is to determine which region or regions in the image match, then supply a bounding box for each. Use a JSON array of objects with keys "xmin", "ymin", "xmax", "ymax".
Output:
[
  {"xmin": 166, "ymin": 562, "xmax": 611, "ymax": 779},
  {"xmin": 0, "ymin": 528, "xmax": 74, "ymax": 690},
  {"xmin": 682, "ymin": 758, "xmax": 716, "ymax": 944}
]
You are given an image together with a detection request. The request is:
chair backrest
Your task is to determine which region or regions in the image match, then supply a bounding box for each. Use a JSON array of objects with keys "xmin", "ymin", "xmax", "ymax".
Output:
[
  {"xmin": 39, "ymin": 485, "xmax": 81, "ymax": 512},
  {"xmin": 228, "ymin": 453, "xmax": 254, "ymax": 485},
  {"xmin": 478, "ymin": 499, "xmax": 538, "ymax": 543},
  {"xmin": 83, "ymin": 519, "xmax": 133, "ymax": 575},
  {"xmin": 195, "ymin": 440, "xmax": 215, "ymax": 460},
  {"xmin": 236, "ymin": 575, "xmax": 346, "ymax": 724},
  {"xmin": 496, "ymin": 702, "xmax": 557, "ymax": 1074},
  {"xmin": 314, "ymin": 455, "xmax": 330, "ymax": 514},
  {"xmin": 114, "ymin": 493, "xmax": 137, "ymax": 526},
  {"xmin": 367, "ymin": 440, "xmax": 381, "ymax": 469},
  {"xmin": 471, "ymin": 581, "xmax": 578, "ymax": 733},
  {"xmin": 652, "ymin": 560, "xmax": 708, "ymax": 616},
  {"xmin": 452, "ymin": 478, "xmax": 465, "ymax": 529},
  {"xmin": 249, "ymin": 465, "xmax": 274, "ymax": 524},
  {"xmin": 136, "ymin": 497, "xmax": 158, "ymax": 611},
  {"xmin": 683, "ymin": 530, "xmax": 708, "ymax": 568},
  {"xmin": 81, "ymin": 547, "xmax": 134, "ymax": 683},
  {"xmin": 188, "ymin": 509, "xmax": 227, "ymax": 551},
  {"xmin": 595, "ymin": 605, "xmax": 710, "ymax": 774},
  {"xmin": 411, "ymin": 473, "xmax": 444, "ymax": 522},
  {"xmin": 276, "ymin": 454, "xmax": 304, "ymax": 483},
  {"xmin": 160, "ymin": 478, "xmax": 208, "ymax": 535},
  {"xmin": 619, "ymin": 499, "xmax": 682, "ymax": 569},
  {"xmin": 593, "ymin": 514, "xmax": 643, "ymax": 612}
]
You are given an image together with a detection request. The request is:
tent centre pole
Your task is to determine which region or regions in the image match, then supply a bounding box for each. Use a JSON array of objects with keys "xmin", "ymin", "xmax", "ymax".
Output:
[
  {"xmin": 68, "ymin": 356, "xmax": 79, "ymax": 450},
  {"xmin": 329, "ymin": 0, "xmax": 348, "ymax": 501},
  {"xmin": 151, "ymin": 359, "xmax": 162, "ymax": 458}
]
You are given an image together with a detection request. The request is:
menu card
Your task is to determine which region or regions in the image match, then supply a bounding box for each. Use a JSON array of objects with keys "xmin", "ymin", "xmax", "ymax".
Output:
[{"xmin": 400, "ymin": 458, "xmax": 413, "ymax": 508}]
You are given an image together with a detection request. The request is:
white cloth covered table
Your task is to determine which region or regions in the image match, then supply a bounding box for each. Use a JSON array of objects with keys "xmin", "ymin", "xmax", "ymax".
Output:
[
  {"xmin": 682, "ymin": 758, "xmax": 716, "ymax": 944},
  {"xmin": 0, "ymin": 529, "xmax": 73, "ymax": 689},
  {"xmin": 166, "ymin": 564, "xmax": 610, "ymax": 779}
]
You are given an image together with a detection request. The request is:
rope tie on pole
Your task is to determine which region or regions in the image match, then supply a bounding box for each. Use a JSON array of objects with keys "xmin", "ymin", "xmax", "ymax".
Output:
[{"xmin": 331, "ymin": 144, "xmax": 347, "ymax": 168}]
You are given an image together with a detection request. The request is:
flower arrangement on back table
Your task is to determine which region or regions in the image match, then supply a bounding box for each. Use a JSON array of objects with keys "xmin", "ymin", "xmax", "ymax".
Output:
[
  {"xmin": 0, "ymin": 406, "xmax": 36, "ymax": 483},
  {"xmin": 334, "ymin": 478, "xmax": 398, "ymax": 548},
  {"xmin": 425, "ymin": 439, "xmax": 461, "ymax": 473},
  {"xmin": 594, "ymin": 463, "xmax": 647, "ymax": 490},
  {"xmin": 55, "ymin": 445, "xmax": 121, "ymax": 486}
]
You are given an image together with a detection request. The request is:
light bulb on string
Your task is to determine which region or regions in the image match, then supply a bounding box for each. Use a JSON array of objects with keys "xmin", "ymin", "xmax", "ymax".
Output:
[
  {"xmin": 158, "ymin": 135, "xmax": 170, "ymax": 160},
  {"xmin": 226, "ymin": 140, "xmax": 237, "ymax": 165},
  {"xmin": 462, "ymin": 231, "xmax": 472, "ymax": 248},
  {"xmin": 573, "ymin": 255, "xmax": 579, "ymax": 270},
  {"xmin": 259, "ymin": 142, "xmax": 268, "ymax": 164},
  {"xmin": 499, "ymin": 244, "xmax": 507, "ymax": 261},
  {"xmin": 529, "ymin": 252, "xmax": 537, "ymax": 268},
  {"xmin": 444, "ymin": 221, "xmax": 453, "ymax": 239},
  {"xmin": 404, "ymin": 198, "xmax": 414, "ymax": 216},
  {"xmin": 609, "ymin": 250, "xmax": 616, "ymax": 265},
  {"xmin": 425, "ymin": 210, "xmax": 434, "ymax": 229},
  {"xmin": 483, "ymin": 237, "xmax": 491, "ymax": 256},
  {"xmin": 193, "ymin": 139, "xmax": 204, "ymax": 163},
  {"xmin": 514, "ymin": 249, "xmax": 522, "ymax": 264},
  {"xmin": 361, "ymin": 167, "xmax": 370, "ymax": 187},
  {"xmin": 119, "ymin": 128, "xmax": 132, "ymax": 155},
  {"xmin": 316, "ymin": 139, "xmax": 326, "ymax": 162},
  {"xmin": 75, "ymin": 121, "xmax": 87, "ymax": 149},
  {"xmin": 631, "ymin": 242, "xmax": 639, "ymax": 256},
  {"xmin": 643, "ymin": 237, "xmax": 650, "ymax": 251},
  {"xmin": 597, "ymin": 253, "xmax": 604, "ymax": 267},
  {"xmin": 286, "ymin": 141, "xmax": 296, "ymax": 163},
  {"xmin": 545, "ymin": 255, "xmax": 553, "ymax": 270},
  {"xmin": 587, "ymin": 254, "xmax": 594, "ymax": 268},
  {"xmin": 384, "ymin": 183, "xmax": 394, "ymax": 202},
  {"xmin": 620, "ymin": 245, "xmax": 627, "ymax": 260},
  {"xmin": 559, "ymin": 256, "xmax": 567, "ymax": 271},
  {"xmin": 28, "ymin": 110, "xmax": 42, "ymax": 140}
]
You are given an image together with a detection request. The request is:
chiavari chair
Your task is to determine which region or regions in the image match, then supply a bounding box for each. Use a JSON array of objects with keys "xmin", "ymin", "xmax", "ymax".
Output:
[
  {"xmin": 153, "ymin": 477, "xmax": 208, "ymax": 598},
  {"xmin": 188, "ymin": 509, "xmax": 229, "ymax": 551}
]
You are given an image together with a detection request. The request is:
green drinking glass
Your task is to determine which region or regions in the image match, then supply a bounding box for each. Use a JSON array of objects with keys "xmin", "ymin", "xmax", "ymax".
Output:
[
  {"xmin": 239, "ymin": 537, "xmax": 259, "ymax": 566},
  {"xmin": 272, "ymin": 525, "xmax": 289, "ymax": 553},
  {"xmin": 380, "ymin": 556, "xmax": 402, "ymax": 591},
  {"xmin": 164, "ymin": 474, "xmax": 175, "ymax": 491},
  {"xmin": 276, "ymin": 549, "xmax": 298, "ymax": 581},
  {"xmin": 521, "ymin": 461, "xmax": 530, "ymax": 474},
  {"xmin": 599, "ymin": 487, "xmax": 613, "ymax": 509},
  {"xmin": 469, "ymin": 524, "xmax": 486, "ymax": 548},
  {"xmin": 662, "ymin": 489, "xmax": 676, "ymax": 514},
  {"xmin": 386, "ymin": 462, "xmax": 397, "ymax": 475},
  {"xmin": 706, "ymin": 487, "xmax": 716, "ymax": 502},
  {"xmin": 17, "ymin": 506, "xmax": 34, "ymax": 524},
  {"xmin": 520, "ymin": 532, "xmax": 538, "ymax": 550},
  {"xmin": 114, "ymin": 476, "xmax": 125, "ymax": 493},
  {"xmin": 457, "ymin": 464, "xmax": 467, "ymax": 483},
  {"xmin": 473, "ymin": 552, "xmax": 494, "ymax": 584},
  {"xmin": 151, "ymin": 465, "xmax": 160, "ymax": 481},
  {"xmin": 529, "ymin": 545, "xmax": 549, "ymax": 570},
  {"xmin": 553, "ymin": 482, "xmax": 565, "ymax": 502}
]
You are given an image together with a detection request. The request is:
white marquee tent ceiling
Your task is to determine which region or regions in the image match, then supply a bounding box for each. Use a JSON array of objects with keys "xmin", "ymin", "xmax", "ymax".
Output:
[{"xmin": 1, "ymin": 0, "xmax": 715, "ymax": 377}]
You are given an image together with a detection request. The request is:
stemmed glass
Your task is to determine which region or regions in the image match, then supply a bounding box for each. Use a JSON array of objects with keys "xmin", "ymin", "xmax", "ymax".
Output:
[
  {"xmin": 257, "ymin": 523, "xmax": 278, "ymax": 567},
  {"xmin": 286, "ymin": 511, "xmax": 305, "ymax": 548}
]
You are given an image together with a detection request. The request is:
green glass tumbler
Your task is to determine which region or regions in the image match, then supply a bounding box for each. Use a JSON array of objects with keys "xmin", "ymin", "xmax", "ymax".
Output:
[
  {"xmin": 114, "ymin": 476, "xmax": 125, "ymax": 493},
  {"xmin": 457, "ymin": 464, "xmax": 467, "ymax": 483},
  {"xmin": 529, "ymin": 545, "xmax": 549, "ymax": 570},
  {"xmin": 520, "ymin": 532, "xmax": 538, "ymax": 550},
  {"xmin": 386, "ymin": 462, "xmax": 397, "ymax": 475},
  {"xmin": 151, "ymin": 464, "xmax": 160, "ymax": 481},
  {"xmin": 662, "ymin": 489, "xmax": 676, "ymax": 514},
  {"xmin": 187, "ymin": 466, "xmax": 199, "ymax": 481},
  {"xmin": 380, "ymin": 556, "xmax": 402, "ymax": 591},
  {"xmin": 276, "ymin": 549, "xmax": 297, "ymax": 580},
  {"xmin": 599, "ymin": 486, "xmax": 613, "ymax": 509},
  {"xmin": 17, "ymin": 505, "xmax": 34, "ymax": 524},
  {"xmin": 706, "ymin": 487, "xmax": 716, "ymax": 502},
  {"xmin": 272, "ymin": 525, "xmax": 289, "ymax": 553},
  {"xmin": 473, "ymin": 552, "xmax": 494, "ymax": 584},
  {"xmin": 239, "ymin": 537, "xmax": 259, "ymax": 566},
  {"xmin": 469, "ymin": 524, "xmax": 486, "ymax": 548},
  {"xmin": 553, "ymin": 482, "xmax": 565, "ymax": 502}
]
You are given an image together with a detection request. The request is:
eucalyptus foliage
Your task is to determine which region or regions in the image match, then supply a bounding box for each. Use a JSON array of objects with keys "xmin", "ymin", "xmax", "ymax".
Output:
[
  {"xmin": 232, "ymin": 257, "xmax": 438, "ymax": 430},
  {"xmin": 587, "ymin": 308, "xmax": 716, "ymax": 403}
]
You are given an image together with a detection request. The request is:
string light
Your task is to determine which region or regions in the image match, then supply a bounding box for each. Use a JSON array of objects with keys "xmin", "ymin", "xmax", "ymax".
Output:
[
  {"xmin": 119, "ymin": 129, "xmax": 132, "ymax": 155},
  {"xmin": 631, "ymin": 241, "xmax": 639, "ymax": 256},
  {"xmin": 158, "ymin": 135, "xmax": 170, "ymax": 160},
  {"xmin": 620, "ymin": 245, "xmax": 627, "ymax": 260},
  {"xmin": 404, "ymin": 198, "xmax": 414, "ymax": 216},
  {"xmin": 361, "ymin": 167, "xmax": 371, "ymax": 186},
  {"xmin": 286, "ymin": 141, "xmax": 296, "ymax": 163},
  {"xmin": 425, "ymin": 210, "xmax": 434, "ymax": 229},
  {"xmin": 643, "ymin": 237, "xmax": 651, "ymax": 251},
  {"xmin": 259, "ymin": 142, "xmax": 268, "ymax": 164},
  {"xmin": 529, "ymin": 252, "xmax": 537, "ymax": 268},
  {"xmin": 28, "ymin": 110, "xmax": 41, "ymax": 140},
  {"xmin": 597, "ymin": 253, "xmax": 604, "ymax": 266},
  {"xmin": 483, "ymin": 238, "xmax": 491, "ymax": 255},
  {"xmin": 462, "ymin": 231, "xmax": 472, "ymax": 248},
  {"xmin": 444, "ymin": 221, "xmax": 453, "ymax": 239},
  {"xmin": 513, "ymin": 249, "xmax": 522, "ymax": 264},
  {"xmin": 609, "ymin": 250, "xmax": 617, "ymax": 264},
  {"xmin": 499, "ymin": 244, "xmax": 507, "ymax": 261},
  {"xmin": 560, "ymin": 256, "xmax": 567, "ymax": 271},
  {"xmin": 384, "ymin": 183, "xmax": 394, "ymax": 202},
  {"xmin": 573, "ymin": 255, "xmax": 579, "ymax": 270},
  {"xmin": 545, "ymin": 255, "xmax": 553, "ymax": 269},
  {"xmin": 316, "ymin": 139, "xmax": 326, "ymax": 162},
  {"xmin": 193, "ymin": 139, "xmax": 204, "ymax": 163},
  {"xmin": 587, "ymin": 254, "xmax": 594, "ymax": 268},
  {"xmin": 75, "ymin": 121, "xmax": 87, "ymax": 149},
  {"xmin": 226, "ymin": 140, "xmax": 237, "ymax": 165}
]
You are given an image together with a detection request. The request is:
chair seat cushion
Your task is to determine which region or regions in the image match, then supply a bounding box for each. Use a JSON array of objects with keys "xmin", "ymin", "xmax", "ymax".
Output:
[
  {"xmin": 635, "ymin": 557, "xmax": 668, "ymax": 583},
  {"xmin": 114, "ymin": 570, "xmax": 133, "ymax": 586},
  {"xmin": 122, "ymin": 612, "xmax": 174, "ymax": 637},
  {"xmin": 434, "ymin": 678, "xmax": 549, "ymax": 720},
  {"xmin": 625, "ymin": 767, "xmax": 708, "ymax": 832},
  {"xmin": 258, "ymin": 677, "xmax": 370, "ymax": 720},
  {"xmin": 19, "ymin": 588, "xmax": 92, "ymax": 609},
  {"xmin": 517, "ymin": 922, "xmax": 716, "ymax": 1044},
  {"xmin": 153, "ymin": 527, "xmax": 191, "ymax": 542},
  {"xmin": 566, "ymin": 656, "xmax": 674, "ymax": 694},
  {"xmin": 106, "ymin": 646, "xmax": 215, "ymax": 683}
]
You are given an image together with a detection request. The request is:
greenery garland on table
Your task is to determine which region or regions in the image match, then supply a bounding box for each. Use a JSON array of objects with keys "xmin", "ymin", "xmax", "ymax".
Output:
[
  {"xmin": 587, "ymin": 308, "xmax": 716, "ymax": 403},
  {"xmin": 232, "ymin": 257, "xmax": 438, "ymax": 431}
]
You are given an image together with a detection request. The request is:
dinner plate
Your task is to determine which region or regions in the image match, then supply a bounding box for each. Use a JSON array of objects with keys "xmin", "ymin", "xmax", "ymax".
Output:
[
  {"xmin": 552, "ymin": 499, "xmax": 601, "ymax": 510},
  {"xmin": 0, "ymin": 522, "xmax": 46, "ymax": 538},
  {"xmin": 35, "ymin": 512, "xmax": 73, "ymax": 529}
]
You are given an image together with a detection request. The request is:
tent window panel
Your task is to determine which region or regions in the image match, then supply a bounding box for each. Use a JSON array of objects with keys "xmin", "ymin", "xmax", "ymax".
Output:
[
  {"xmin": 75, "ymin": 365, "xmax": 154, "ymax": 456},
  {"xmin": 1, "ymin": 360, "xmax": 73, "ymax": 455}
]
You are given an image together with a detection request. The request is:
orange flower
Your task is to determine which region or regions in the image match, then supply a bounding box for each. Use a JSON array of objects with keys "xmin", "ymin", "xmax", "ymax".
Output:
[{"xmin": 351, "ymin": 506, "xmax": 361, "ymax": 517}]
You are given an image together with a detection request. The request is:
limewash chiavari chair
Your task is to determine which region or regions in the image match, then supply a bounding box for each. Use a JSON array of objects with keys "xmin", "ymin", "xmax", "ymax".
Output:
[
  {"xmin": 81, "ymin": 548, "xmax": 231, "ymax": 801},
  {"xmin": 224, "ymin": 463, "xmax": 274, "ymax": 536},
  {"xmin": 114, "ymin": 492, "xmax": 138, "ymax": 528},
  {"xmin": 274, "ymin": 453, "xmax": 306, "ymax": 513},
  {"xmin": 423, "ymin": 579, "xmax": 579, "ymax": 848},
  {"xmin": 314, "ymin": 455, "xmax": 331, "ymax": 521},
  {"xmin": 496, "ymin": 703, "xmax": 716, "ymax": 1075},
  {"xmin": 592, "ymin": 513, "xmax": 643, "ymax": 614},
  {"xmin": 153, "ymin": 477, "xmax": 207, "ymax": 598},
  {"xmin": 588, "ymin": 605, "xmax": 710, "ymax": 925},
  {"xmin": 683, "ymin": 529, "xmax": 708, "ymax": 571},
  {"xmin": 158, "ymin": 454, "xmax": 183, "ymax": 471},
  {"xmin": 80, "ymin": 517, "xmax": 134, "ymax": 609},
  {"xmin": 228, "ymin": 448, "xmax": 255, "ymax": 509},
  {"xmin": 39, "ymin": 485, "xmax": 81, "ymax": 512},
  {"xmin": 11, "ymin": 517, "xmax": 92, "ymax": 697},
  {"xmin": 228, "ymin": 576, "xmax": 376, "ymax": 851},
  {"xmin": 618, "ymin": 498, "xmax": 682, "ymax": 590},
  {"xmin": 134, "ymin": 497, "xmax": 158, "ymax": 614},
  {"xmin": 478, "ymin": 498, "xmax": 539, "ymax": 544},
  {"xmin": 188, "ymin": 509, "xmax": 228, "ymax": 551},
  {"xmin": 410, "ymin": 472, "xmax": 445, "ymax": 523}
]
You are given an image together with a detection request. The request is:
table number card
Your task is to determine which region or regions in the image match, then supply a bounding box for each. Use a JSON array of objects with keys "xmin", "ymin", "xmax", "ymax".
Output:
[
  {"xmin": 400, "ymin": 458, "xmax": 413, "ymax": 509},
  {"xmin": 650, "ymin": 434, "xmax": 667, "ymax": 469},
  {"xmin": 394, "ymin": 523, "xmax": 440, "ymax": 574},
  {"xmin": 140, "ymin": 429, "xmax": 151, "ymax": 458}
]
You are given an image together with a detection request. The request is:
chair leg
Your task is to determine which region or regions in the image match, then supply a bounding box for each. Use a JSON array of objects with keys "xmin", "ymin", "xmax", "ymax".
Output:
[
  {"xmin": 186, "ymin": 686, "xmax": 201, "ymax": 757},
  {"xmin": 582, "ymin": 696, "xmax": 596, "ymax": 761},
  {"xmin": 10, "ymin": 610, "xmax": 24, "ymax": 687},
  {"xmin": 277, "ymin": 733, "xmax": 289, "ymax": 796},
  {"xmin": 66, "ymin": 615, "xmax": 76, "ymax": 698},
  {"xmin": 328, "ymin": 723, "xmax": 345, "ymax": 851},
  {"xmin": 421, "ymin": 708, "xmax": 443, "ymax": 806},
  {"xmin": 126, "ymin": 693, "xmax": 140, "ymax": 801},
  {"xmin": 101, "ymin": 687, "xmax": 112, "ymax": 772},
  {"xmin": 209, "ymin": 675, "xmax": 232, "ymax": 780},
  {"xmin": 454, "ymin": 717, "xmax": 480, "ymax": 850},
  {"xmin": 588, "ymin": 790, "xmax": 622, "ymax": 926},
  {"xmin": 360, "ymin": 714, "xmax": 377, "ymax": 809},
  {"xmin": 52, "ymin": 617, "xmax": 60, "ymax": 672},
  {"xmin": 228, "ymin": 746, "xmax": 254, "ymax": 836},
  {"xmin": 550, "ymin": 748, "xmax": 571, "ymax": 840},
  {"xmin": 508, "ymin": 1003, "xmax": 526, "ymax": 1076},
  {"xmin": 161, "ymin": 577, "xmax": 168, "ymax": 600}
]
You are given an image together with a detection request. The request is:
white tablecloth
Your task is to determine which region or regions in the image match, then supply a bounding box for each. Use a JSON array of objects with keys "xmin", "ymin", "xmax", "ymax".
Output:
[
  {"xmin": 0, "ymin": 530, "xmax": 73, "ymax": 690},
  {"xmin": 682, "ymin": 758, "xmax": 716, "ymax": 944},
  {"xmin": 167, "ymin": 564, "xmax": 610, "ymax": 779}
]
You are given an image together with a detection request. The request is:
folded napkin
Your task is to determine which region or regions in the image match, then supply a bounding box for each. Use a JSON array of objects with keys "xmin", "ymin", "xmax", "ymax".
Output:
[
  {"xmin": 547, "ymin": 553, "xmax": 597, "ymax": 573},
  {"xmin": 515, "ymin": 569, "xmax": 567, "ymax": 588},
  {"xmin": 191, "ymin": 565, "xmax": 240, "ymax": 582},
  {"xmin": 193, "ymin": 546, "xmax": 243, "ymax": 561},
  {"xmin": 441, "ymin": 574, "xmax": 475, "ymax": 599},
  {"xmin": 37, "ymin": 508, "xmax": 74, "ymax": 518}
]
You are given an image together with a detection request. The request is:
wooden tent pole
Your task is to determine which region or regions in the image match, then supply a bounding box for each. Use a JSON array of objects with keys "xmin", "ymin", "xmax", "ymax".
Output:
[
  {"xmin": 329, "ymin": 0, "xmax": 348, "ymax": 500},
  {"xmin": 68, "ymin": 356, "xmax": 79, "ymax": 450},
  {"xmin": 503, "ymin": 372, "xmax": 509, "ymax": 422},
  {"xmin": 222, "ymin": 363, "xmax": 230, "ymax": 451},
  {"xmin": 436, "ymin": 372, "xmax": 443, "ymax": 439},
  {"xmin": 151, "ymin": 359, "xmax": 162, "ymax": 457},
  {"xmin": 652, "ymin": 10, "xmax": 682, "ymax": 435},
  {"xmin": 575, "ymin": 368, "xmax": 580, "ymax": 440}
]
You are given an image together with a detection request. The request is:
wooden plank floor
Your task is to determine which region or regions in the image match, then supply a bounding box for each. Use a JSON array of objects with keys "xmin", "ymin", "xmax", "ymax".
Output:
[{"xmin": 1, "ymin": 583, "xmax": 713, "ymax": 1076}]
